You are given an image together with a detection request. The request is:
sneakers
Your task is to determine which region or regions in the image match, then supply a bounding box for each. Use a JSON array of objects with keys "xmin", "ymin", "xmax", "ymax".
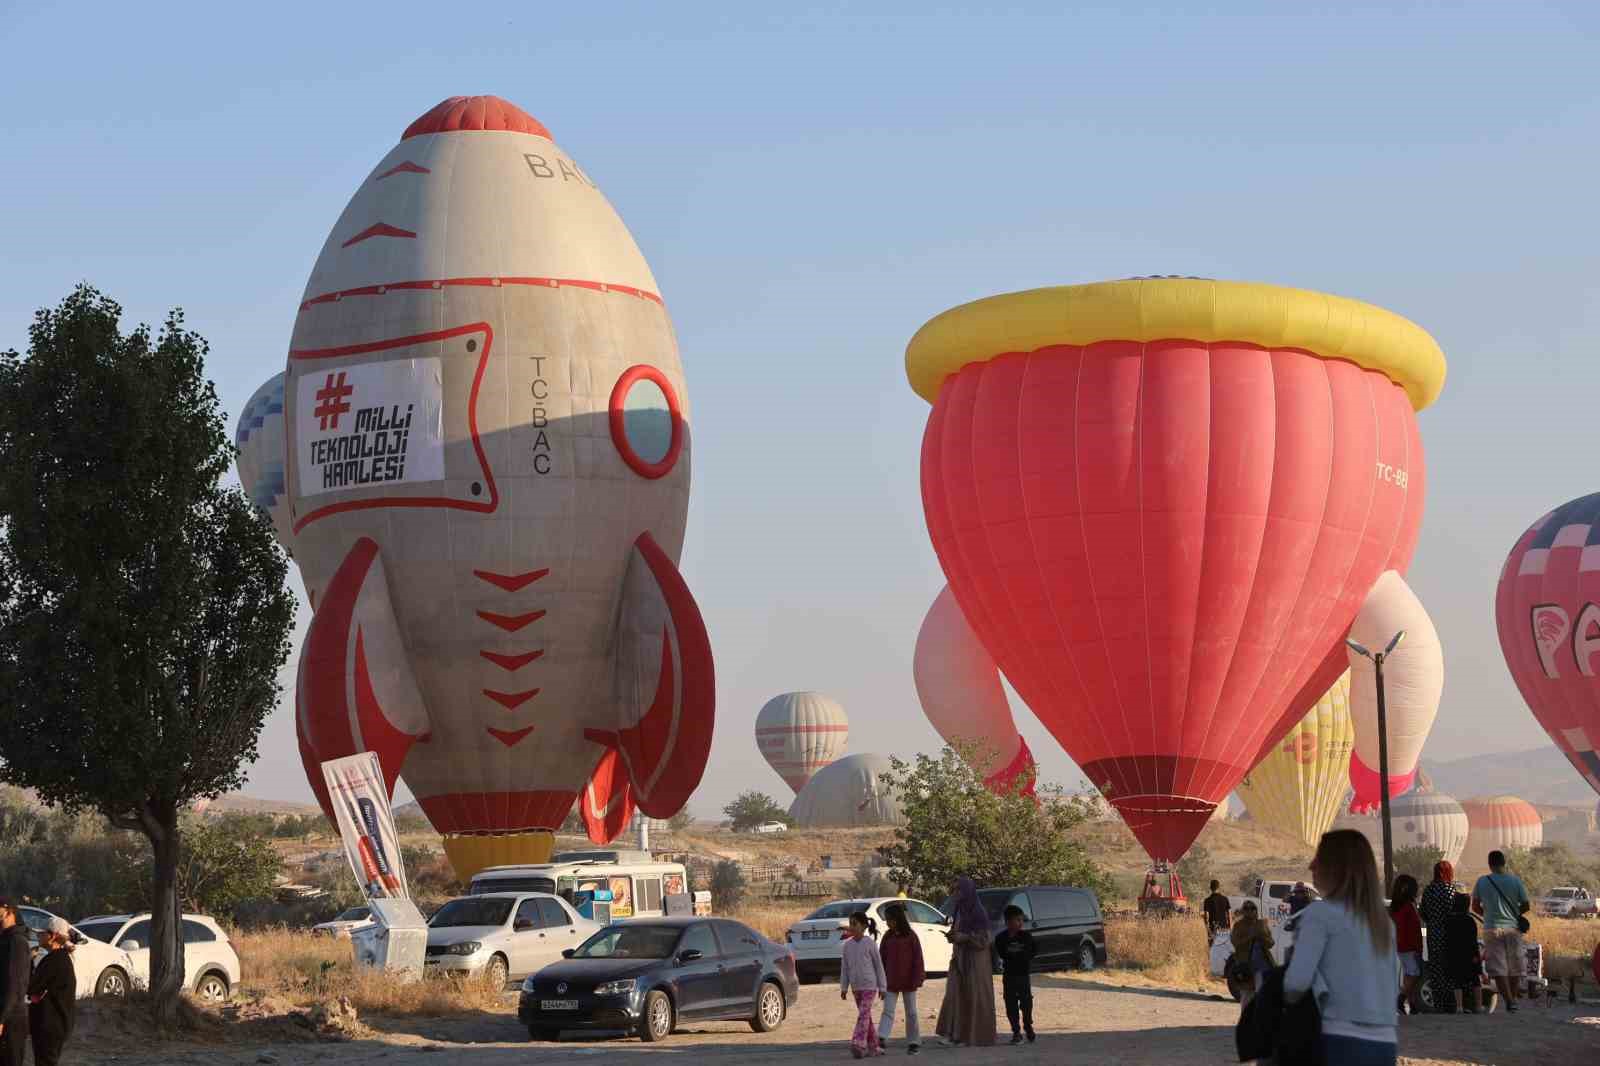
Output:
[
  {"xmin": 907, "ymin": 1045, "xmax": 920, "ymax": 1056},
  {"xmin": 1027, "ymin": 1032, "xmax": 1036, "ymax": 1043},
  {"xmin": 1506, "ymin": 1002, "xmax": 1519, "ymax": 1013},
  {"xmin": 1010, "ymin": 1034, "xmax": 1024, "ymax": 1046}
]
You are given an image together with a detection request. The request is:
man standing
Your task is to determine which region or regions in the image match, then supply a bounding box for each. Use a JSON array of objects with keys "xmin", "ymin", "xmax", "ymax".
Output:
[
  {"xmin": 1472, "ymin": 850, "xmax": 1530, "ymax": 1013},
  {"xmin": 0, "ymin": 899, "xmax": 32, "ymax": 1066},
  {"xmin": 1202, "ymin": 881, "xmax": 1232, "ymax": 937}
]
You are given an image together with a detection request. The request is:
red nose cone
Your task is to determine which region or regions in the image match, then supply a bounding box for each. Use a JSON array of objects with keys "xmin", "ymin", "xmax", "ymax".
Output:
[{"xmin": 403, "ymin": 96, "xmax": 551, "ymax": 141}]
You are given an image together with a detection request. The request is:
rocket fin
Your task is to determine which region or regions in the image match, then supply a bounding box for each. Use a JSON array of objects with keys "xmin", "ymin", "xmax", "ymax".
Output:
[
  {"xmin": 580, "ymin": 749, "xmax": 637, "ymax": 844},
  {"xmin": 296, "ymin": 536, "xmax": 431, "ymax": 818},
  {"xmin": 584, "ymin": 532, "xmax": 715, "ymax": 820}
]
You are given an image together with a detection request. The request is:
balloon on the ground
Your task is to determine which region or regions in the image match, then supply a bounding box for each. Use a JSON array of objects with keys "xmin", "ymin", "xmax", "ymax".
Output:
[
  {"xmin": 1235, "ymin": 672, "xmax": 1355, "ymax": 847},
  {"xmin": 913, "ymin": 585, "xmax": 1035, "ymax": 793},
  {"xmin": 1345, "ymin": 572, "xmax": 1443, "ymax": 812},
  {"xmin": 755, "ymin": 692, "xmax": 849, "ymax": 794},
  {"xmin": 1333, "ymin": 790, "xmax": 1469, "ymax": 866},
  {"xmin": 907, "ymin": 278, "xmax": 1444, "ymax": 862},
  {"xmin": 1495, "ymin": 492, "xmax": 1600, "ymax": 800},
  {"xmin": 240, "ymin": 96, "xmax": 716, "ymax": 881},
  {"xmin": 1460, "ymin": 795, "xmax": 1543, "ymax": 862},
  {"xmin": 789, "ymin": 753, "xmax": 905, "ymax": 828}
]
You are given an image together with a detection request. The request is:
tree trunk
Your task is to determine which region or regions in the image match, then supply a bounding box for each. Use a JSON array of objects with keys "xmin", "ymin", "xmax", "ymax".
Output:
[{"xmin": 143, "ymin": 808, "xmax": 186, "ymax": 1025}]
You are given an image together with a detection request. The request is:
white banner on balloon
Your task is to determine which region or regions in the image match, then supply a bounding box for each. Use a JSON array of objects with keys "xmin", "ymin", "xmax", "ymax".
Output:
[
  {"xmin": 321, "ymin": 753, "xmax": 410, "ymax": 900},
  {"xmin": 296, "ymin": 358, "xmax": 445, "ymax": 497}
]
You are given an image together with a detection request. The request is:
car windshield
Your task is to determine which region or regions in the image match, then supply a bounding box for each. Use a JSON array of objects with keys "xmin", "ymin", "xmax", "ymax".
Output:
[
  {"xmin": 804, "ymin": 901, "xmax": 866, "ymax": 921},
  {"xmin": 573, "ymin": 925, "xmax": 682, "ymax": 959},
  {"xmin": 75, "ymin": 921, "xmax": 126, "ymax": 944},
  {"xmin": 430, "ymin": 899, "xmax": 512, "ymax": 928},
  {"xmin": 1549, "ymin": 889, "xmax": 1576, "ymax": 899}
]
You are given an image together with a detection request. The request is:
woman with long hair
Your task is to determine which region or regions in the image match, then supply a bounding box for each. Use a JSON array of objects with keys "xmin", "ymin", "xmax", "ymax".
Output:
[
  {"xmin": 1284, "ymin": 830, "xmax": 1400, "ymax": 1065},
  {"xmin": 1389, "ymin": 874, "xmax": 1423, "ymax": 1015},
  {"xmin": 1417, "ymin": 860, "xmax": 1457, "ymax": 1012},
  {"xmin": 934, "ymin": 876, "xmax": 996, "ymax": 1048}
]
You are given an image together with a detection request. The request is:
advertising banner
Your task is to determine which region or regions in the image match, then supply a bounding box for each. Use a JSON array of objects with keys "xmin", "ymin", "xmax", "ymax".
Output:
[
  {"xmin": 321, "ymin": 753, "xmax": 410, "ymax": 900},
  {"xmin": 296, "ymin": 358, "xmax": 445, "ymax": 497}
]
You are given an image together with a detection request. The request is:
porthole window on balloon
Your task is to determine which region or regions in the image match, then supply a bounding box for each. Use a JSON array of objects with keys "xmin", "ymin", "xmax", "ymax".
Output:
[
  {"xmin": 621, "ymin": 376, "xmax": 672, "ymax": 462},
  {"xmin": 608, "ymin": 365, "xmax": 681, "ymax": 479}
]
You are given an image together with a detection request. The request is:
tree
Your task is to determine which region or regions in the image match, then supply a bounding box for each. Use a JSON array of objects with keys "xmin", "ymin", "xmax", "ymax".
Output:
[
  {"xmin": 668, "ymin": 808, "xmax": 694, "ymax": 832},
  {"xmin": 722, "ymin": 791, "xmax": 793, "ymax": 832},
  {"xmin": 710, "ymin": 859, "xmax": 747, "ymax": 911},
  {"xmin": 169, "ymin": 821, "xmax": 282, "ymax": 915},
  {"xmin": 1504, "ymin": 843, "xmax": 1600, "ymax": 899},
  {"xmin": 1176, "ymin": 843, "xmax": 1213, "ymax": 894},
  {"xmin": 0, "ymin": 287, "xmax": 295, "ymax": 1023},
  {"xmin": 877, "ymin": 746, "xmax": 1110, "ymax": 902},
  {"xmin": 842, "ymin": 857, "xmax": 894, "ymax": 899},
  {"xmin": 1391, "ymin": 845, "xmax": 1446, "ymax": 887}
]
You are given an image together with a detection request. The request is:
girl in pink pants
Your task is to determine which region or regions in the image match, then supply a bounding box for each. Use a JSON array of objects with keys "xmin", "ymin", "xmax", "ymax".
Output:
[{"xmin": 839, "ymin": 911, "xmax": 887, "ymax": 1058}]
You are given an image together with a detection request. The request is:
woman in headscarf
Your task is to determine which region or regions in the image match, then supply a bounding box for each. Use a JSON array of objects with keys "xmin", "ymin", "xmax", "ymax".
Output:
[
  {"xmin": 934, "ymin": 876, "xmax": 997, "ymax": 1047},
  {"xmin": 1418, "ymin": 860, "xmax": 1457, "ymax": 1013}
]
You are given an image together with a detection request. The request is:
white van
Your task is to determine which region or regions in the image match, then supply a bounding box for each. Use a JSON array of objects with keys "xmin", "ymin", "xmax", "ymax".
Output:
[{"xmin": 468, "ymin": 849, "xmax": 692, "ymax": 923}]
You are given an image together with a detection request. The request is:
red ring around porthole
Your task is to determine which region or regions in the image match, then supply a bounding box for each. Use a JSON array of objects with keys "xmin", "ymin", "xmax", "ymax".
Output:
[{"xmin": 608, "ymin": 364, "xmax": 683, "ymax": 479}]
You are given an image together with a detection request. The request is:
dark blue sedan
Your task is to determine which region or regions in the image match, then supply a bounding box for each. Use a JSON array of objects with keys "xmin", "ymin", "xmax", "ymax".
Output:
[{"xmin": 519, "ymin": 916, "xmax": 800, "ymax": 1042}]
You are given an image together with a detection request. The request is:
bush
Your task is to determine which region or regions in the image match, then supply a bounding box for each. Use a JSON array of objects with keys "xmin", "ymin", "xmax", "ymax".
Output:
[
  {"xmin": 1175, "ymin": 844, "xmax": 1213, "ymax": 894},
  {"xmin": 1503, "ymin": 843, "xmax": 1600, "ymax": 899},
  {"xmin": 842, "ymin": 858, "xmax": 894, "ymax": 899},
  {"xmin": 710, "ymin": 860, "xmax": 746, "ymax": 912},
  {"xmin": 722, "ymin": 791, "xmax": 793, "ymax": 832},
  {"xmin": 1392, "ymin": 845, "xmax": 1446, "ymax": 886}
]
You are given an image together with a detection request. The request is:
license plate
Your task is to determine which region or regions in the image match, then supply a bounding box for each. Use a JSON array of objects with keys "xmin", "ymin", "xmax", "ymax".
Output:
[
  {"xmin": 802, "ymin": 930, "xmax": 832, "ymax": 940},
  {"xmin": 540, "ymin": 999, "xmax": 579, "ymax": 1010}
]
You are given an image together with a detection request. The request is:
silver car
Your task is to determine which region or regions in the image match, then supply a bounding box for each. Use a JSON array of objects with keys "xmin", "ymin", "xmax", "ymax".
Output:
[{"xmin": 424, "ymin": 893, "xmax": 599, "ymax": 988}]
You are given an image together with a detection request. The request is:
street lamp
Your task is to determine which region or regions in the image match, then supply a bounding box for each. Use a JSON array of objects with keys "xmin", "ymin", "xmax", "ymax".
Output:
[{"xmin": 1346, "ymin": 630, "xmax": 1406, "ymax": 893}]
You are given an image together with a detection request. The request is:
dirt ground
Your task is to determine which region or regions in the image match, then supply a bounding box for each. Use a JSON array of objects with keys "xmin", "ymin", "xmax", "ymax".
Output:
[{"xmin": 70, "ymin": 973, "xmax": 1598, "ymax": 1066}]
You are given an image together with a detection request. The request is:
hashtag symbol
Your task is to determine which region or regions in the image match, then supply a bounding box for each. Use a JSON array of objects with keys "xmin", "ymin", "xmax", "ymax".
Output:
[{"xmin": 313, "ymin": 372, "xmax": 354, "ymax": 430}]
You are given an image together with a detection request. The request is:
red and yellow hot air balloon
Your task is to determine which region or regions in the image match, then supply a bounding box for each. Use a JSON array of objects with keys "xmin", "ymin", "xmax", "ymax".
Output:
[
  {"xmin": 908, "ymin": 278, "xmax": 1444, "ymax": 862},
  {"xmin": 1495, "ymin": 492, "xmax": 1600, "ymax": 800}
]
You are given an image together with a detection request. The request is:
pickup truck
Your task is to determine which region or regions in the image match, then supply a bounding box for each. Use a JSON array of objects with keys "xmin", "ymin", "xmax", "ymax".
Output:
[
  {"xmin": 1536, "ymin": 886, "xmax": 1597, "ymax": 919},
  {"xmin": 1209, "ymin": 880, "xmax": 1321, "ymax": 998}
]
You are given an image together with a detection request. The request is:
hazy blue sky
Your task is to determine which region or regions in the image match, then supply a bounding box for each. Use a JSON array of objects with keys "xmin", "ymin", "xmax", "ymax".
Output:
[{"xmin": 4, "ymin": 3, "xmax": 1598, "ymax": 815}]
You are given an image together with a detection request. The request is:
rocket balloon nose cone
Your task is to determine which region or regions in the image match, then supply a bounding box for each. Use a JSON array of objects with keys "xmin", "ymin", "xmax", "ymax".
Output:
[{"xmin": 403, "ymin": 95, "xmax": 551, "ymax": 140}]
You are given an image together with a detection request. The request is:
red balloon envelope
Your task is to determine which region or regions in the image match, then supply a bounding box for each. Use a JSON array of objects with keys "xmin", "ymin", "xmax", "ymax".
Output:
[
  {"xmin": 908, "ymin": 279, "xmax": 1445, "ymax": 861},
  {"xmin": 1495, "ymin": 492, "xmax": 1600, "ymax": 799}
]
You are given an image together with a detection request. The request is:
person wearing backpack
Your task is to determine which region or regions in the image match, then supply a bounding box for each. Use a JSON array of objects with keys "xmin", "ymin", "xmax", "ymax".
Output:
[{"xmin": 1471, "ymin": 850, "xmax": 1530, "ymax": 1013}]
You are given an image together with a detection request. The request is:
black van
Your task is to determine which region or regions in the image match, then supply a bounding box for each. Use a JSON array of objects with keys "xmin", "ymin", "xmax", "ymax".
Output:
[{"xmin": 967, "ymin": 886, "xmax": 1107, "ymax": 973}]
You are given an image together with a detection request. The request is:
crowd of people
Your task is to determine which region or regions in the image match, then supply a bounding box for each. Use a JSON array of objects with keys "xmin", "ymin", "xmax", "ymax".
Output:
[{"xmin": 0, "ymin": 898, "xmax": 76, "ymax": 1066}]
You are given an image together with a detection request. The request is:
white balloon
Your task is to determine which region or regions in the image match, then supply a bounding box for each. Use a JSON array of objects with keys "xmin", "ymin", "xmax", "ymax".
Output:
[
  {"xmin": 789, "ymin": 754, "xmax": 905, "ymax": 828},
  {"xmin": 913, "ymin": 586, "xmax": 1023, "ymax": 776},
  {"xmin": 1346, "ymin": 571, "xmax": 1443, "ymax": 810}
]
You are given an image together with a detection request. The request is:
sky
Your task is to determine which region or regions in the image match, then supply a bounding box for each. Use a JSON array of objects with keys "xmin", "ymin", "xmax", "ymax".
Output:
[{"xmin": 3, "ymin": 2, "xmax": 1599, "ymax": 818}]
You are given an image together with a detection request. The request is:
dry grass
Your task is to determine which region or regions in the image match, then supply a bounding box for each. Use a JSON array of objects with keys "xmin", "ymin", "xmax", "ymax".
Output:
[
  {"xmin": 1526, "ymin": 916, "xmax": 1600, "ymax": 967},
  {"xmin": 232, "ymin": 928, "xmax": 506, "ymax": 1016},
  {"xmin": 1102, "ymin": 914, "xmax": 1221, "ymax": 990},
  {"xmin": 729, "ymin": 900, "xmax": 810, "ymax": 940}
]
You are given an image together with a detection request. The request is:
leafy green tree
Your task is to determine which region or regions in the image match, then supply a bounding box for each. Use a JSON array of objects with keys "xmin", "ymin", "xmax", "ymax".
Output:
[
  {"xmin": 710, "ymin": 859, "xmax": 747, "ymax": 911},
  {"xmin": 1503, "ymin": 843, "xmax": 1600, "ymax": 899},
  {"xmin": 1175, "ymin": 843, "xmax": 1213, "ymax": 895},
  {"xmin": 668, "ymin": 808, "xmax": 694, "ymax": 832},
  {"xmin": 169, "ymin": 821, "xmax": 282, "ymax": 915},
  {"xmin": 877, "ymin": 746, "xmax": 1111, "ymax": 901},
  {"xmin": 1392, "ymin": 845, "xmax": 1446, "ymax": 886},
  {"xmin": 0, "ymin": 287, "xmax": 295, "ymax": 1022},
  {"xmin": 842, "ymin": 858, "xmax": 894, "ymax": 899},
  {"xmin": 722, "ymin": 791, "xmax": 793, "ymax": 832}
]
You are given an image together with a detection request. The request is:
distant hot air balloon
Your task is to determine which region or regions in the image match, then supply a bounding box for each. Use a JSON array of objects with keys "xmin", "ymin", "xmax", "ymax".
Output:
[
  {"xmin": 1333, "ymin": 790, "xmax": 1469, "ymax": 866},
  {"xmin": 789, "ymin": 754, "xmax": 905, "ymax": 828},
  {"xmin": 755, "ymin": 692, "xmax": 848, "ymax": 794},
  {"xmin": 913, "ymin": 585, "xmax": 1035, "ymax": 793},
  {"xmin": 241, "ymin": 96, "xmax": 716, "ymax": 881},
  {"xmin": 1345, "ymin": 572, "xmax": 1443, "ymax": 812},
  {"xmin": 235, "ymin": 373, "xmax": 293, "ymax": 547},
  {"xmin": 908, "ymin": 278, "xmax": 1444, "ymax": 861},
  {"xmin": 1235, "ymin": 672, "xmax": 1355, "ymax": 847},
  {"xmin": 1495, "ymin": 493, "xmax": 1600, "ymax": 801},
  {"xmin": 1460, "ymin": 796, "xmax": 1543, "ymax": 863}
]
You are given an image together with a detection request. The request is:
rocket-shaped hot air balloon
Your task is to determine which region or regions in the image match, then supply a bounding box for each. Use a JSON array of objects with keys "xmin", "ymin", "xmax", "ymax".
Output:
[
  {"xmin": 913, "ymin": 585, "xmax": 1035, "ymax": 793},
  {"xmin": 238, "ymin": 96, "xmax": 715, "ymax": 880},
  {"xmin": 907, "ymin": 278, "xmax": 1447, "ymax": 863}
]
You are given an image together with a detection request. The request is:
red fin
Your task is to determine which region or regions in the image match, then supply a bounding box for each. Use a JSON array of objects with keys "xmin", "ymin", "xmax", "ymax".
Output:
[{"xmin": 581, "ymin": 749, "xmax": 636, "ymax": 843}]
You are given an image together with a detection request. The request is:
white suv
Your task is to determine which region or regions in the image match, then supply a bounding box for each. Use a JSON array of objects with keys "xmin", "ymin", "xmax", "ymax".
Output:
[
  {"xmin": 75, "ymin": 913, "xmax": 241, "ymax": 1003},
  {"xmin": 17, "ymin": 906, "xmax": 136, "ymax": 999}
]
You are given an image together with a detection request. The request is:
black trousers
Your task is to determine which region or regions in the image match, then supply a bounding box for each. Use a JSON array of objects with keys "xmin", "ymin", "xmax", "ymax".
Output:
[
  {"xmin": 0, "ymin": 1018, "xmax": 28, "ymax": 1066},
  {"xmin": 32, "ymin": 1033, "xmax": 67, "ymax": 1066},
  {"xmin": 1002, "ymin": 973, "xmax": 1034, "ymax": 1036}
]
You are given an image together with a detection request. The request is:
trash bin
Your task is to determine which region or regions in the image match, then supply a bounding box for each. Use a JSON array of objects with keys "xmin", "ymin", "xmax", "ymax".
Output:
[{"xmin": 351, "ymin": 897, "xmax": 428, "ymax": 981}]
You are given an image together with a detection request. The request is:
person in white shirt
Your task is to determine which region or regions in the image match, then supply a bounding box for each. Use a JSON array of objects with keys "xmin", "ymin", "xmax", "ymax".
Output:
[{"xmin": 839, "ymin": 910, "xmax": 887, "ymax": 1059}]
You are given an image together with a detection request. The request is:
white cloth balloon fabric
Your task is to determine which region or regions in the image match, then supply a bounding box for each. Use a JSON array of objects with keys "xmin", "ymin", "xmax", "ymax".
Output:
[
  {"xmin": 1345, "ymin": 571, "xmax": 1443, "ymax": 813},
  {"xmin": 789, "ymin": 754, "xmax": 906, "ymax": 828},
  {"xmin": 754, "ymin": 691, "xmax": 848, "ymax": 794}
]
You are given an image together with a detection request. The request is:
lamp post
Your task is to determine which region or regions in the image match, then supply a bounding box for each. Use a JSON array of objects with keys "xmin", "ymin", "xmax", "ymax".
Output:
[{"xmin": 1346, "ymin": 630, "xmax": 1406, "ymax": 894}]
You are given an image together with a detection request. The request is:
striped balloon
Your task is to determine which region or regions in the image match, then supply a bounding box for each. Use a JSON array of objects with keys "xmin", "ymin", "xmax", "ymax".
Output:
[
  {"xmin": 1235, "ymin": 672, "xmax": 1355, "ymax": 847},
  {"xmin": 1460, "ymin": 795, "xmax": 1543, "ymax": 864},
  {"xmin": 234, "ymin": 372, "xmax": 292, "ymax": 548},
  {"xmin": 1333, "ymin": 790, "xmax": 1469, "ymax": 866},
  {"xmin": 755, "ymin": 692, "xmax": 848, "ymax": 794}
]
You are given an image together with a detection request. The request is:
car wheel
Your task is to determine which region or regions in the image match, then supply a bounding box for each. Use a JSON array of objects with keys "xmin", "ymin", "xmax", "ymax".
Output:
[
  {"xmin": 1418, "ymin": 977, "xmax": 1436, "ymax": 1012},
  {"xmin": 528, "ymin": 1026, "xmax": 560, "ymax": 1041},
  {"xmin": 194, "ymin": 972, "xmax": 230, "ymax": 1004},
  {"xmin": 95, "ymin": 967, "xmax": 129, "ymax": 999},
  {"xmin": 483, "ymin": 954, "xmax": 509, "ymax": 989},
  {"xmin": 750, "ymin": 981, "xmax": 786, "ymax": 1032},
  {"xmin": 639, "ymin": 990, "xmax": 673, "ymax": 1042},
  {"xmin": 1077, "ymin": 941, "xmax": 1097, "ymax": 972}
]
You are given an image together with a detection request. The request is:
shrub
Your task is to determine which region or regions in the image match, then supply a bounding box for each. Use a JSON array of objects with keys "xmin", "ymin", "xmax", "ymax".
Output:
[
  {"xmin": 842, "ymin": 858, "xmax": 894, "ymax": 899},
  {"xmin": 711, "ymin": 860, "xmax": 747, "ymax": 912}
]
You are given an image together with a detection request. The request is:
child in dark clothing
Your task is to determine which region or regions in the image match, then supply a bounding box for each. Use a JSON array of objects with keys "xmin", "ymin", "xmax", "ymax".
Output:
[
  {"xmin": 992, "ymin": 905, "xmax": 1036, "ymax": 1044},
  {"xmin": 1443, "ymin": 891, "xmax": 1490, "ymax": 1014}
]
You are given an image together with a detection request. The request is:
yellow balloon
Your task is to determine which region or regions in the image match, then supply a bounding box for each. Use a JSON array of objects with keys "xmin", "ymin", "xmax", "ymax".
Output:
[
  {"xmin": 1235, "ymin": 672, "xmax": 1355, "ymax": 847},
  {"xmin": 442, "ymin": 831, "xmax": 555, "ymax": 882}
]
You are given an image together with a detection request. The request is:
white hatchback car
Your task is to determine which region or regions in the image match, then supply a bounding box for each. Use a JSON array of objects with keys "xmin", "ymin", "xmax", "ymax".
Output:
[
  {"xmin": 17, "ymin": 906, "xmax": 137, "ymax": 999},
  {"xmin": 425, "ymin": 893, "xmax": 599, "ymax": 988},
  {"xmin": 312, "ymin": 905, "xmax": 377, "ymax": 938},
  {"xmin": 75, "ymin": 913, "xmax": 241, "ymax": 1003},
  {"xmin": 785, "ymin": 897, "xmax": 952, "ymax": 983}
]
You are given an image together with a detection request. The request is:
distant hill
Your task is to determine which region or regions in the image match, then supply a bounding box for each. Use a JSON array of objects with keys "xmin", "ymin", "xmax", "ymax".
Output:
[
  {"xmin": 206, "ymin": 794, "xmax": 321, "ymax": 815},
  {"xmin": 1424, "ymin": 746, "xmax": 1598, "ymax": 806}
]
